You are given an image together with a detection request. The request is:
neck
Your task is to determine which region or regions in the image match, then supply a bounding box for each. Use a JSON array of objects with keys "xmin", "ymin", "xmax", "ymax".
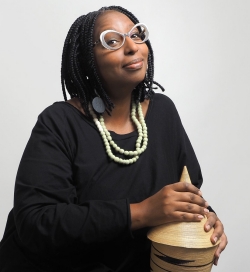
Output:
[
  {"xmin": 89, "ymin": 100, "xmax": 148, "ymax": 165},
  {"xmin": 103, "ymin": 93, "xmax": 135, "ymax": 134}
]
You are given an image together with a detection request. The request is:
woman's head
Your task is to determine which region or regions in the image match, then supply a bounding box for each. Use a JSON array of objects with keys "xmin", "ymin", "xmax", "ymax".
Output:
[
  {"xmin": 61, "ymin": 6, "xmax": 162, "ymax": 115},
  {"xmin": 93, "ymin": 10, "xmax": 149, "ymax": 101}
]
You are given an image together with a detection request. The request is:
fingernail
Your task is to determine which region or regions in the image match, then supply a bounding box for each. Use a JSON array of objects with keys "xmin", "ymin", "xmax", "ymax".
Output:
[
  {"xmin": 198, "ymin": 215, "xmax": 204, "ymax": 219},
  {"xmin": 198, "ymin": 190, "xmax": 202, "ymax": 196},
  {"xmin": 214, "ymin": 237, "xmax": 218, "ymax": 243},
  {"xmin": 206, "ymin": 224, "xmax": 211, "ymax": 231},
  {"xmin": 205, "ymin": 201, "xmax": 209, "ymax": 207},
  {"xmin": 204, "ymin": 208, "xmax": 209, "ymax": 213}
]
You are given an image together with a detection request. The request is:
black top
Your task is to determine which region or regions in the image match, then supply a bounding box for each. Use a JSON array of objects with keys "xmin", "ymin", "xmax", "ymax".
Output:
[{"xmin": 0, "ymin": 93, "xmax": 204, "ymax": 272}]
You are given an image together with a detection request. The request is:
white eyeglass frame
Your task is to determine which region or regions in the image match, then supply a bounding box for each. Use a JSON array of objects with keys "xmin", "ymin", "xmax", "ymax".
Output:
[{"xmin": 93, "ymin": 23, "xmax": 149, "ymax": 50}]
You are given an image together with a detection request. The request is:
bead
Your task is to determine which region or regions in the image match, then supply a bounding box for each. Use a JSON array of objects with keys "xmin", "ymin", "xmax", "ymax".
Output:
[{"xmin": 89, "ymin": 101, "xmax": 148, "ymax": 165}]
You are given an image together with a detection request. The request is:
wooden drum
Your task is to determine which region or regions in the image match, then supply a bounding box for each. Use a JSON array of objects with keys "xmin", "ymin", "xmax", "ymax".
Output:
[{"xmin": 147, "ymin": 167, "xmax": 220, "ymax": 272}]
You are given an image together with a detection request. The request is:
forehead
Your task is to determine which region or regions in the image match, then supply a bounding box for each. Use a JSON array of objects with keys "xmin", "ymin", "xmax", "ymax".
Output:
[{"xmin": 94, "ymin": 11, "xmax": 135, "ymax": 36}]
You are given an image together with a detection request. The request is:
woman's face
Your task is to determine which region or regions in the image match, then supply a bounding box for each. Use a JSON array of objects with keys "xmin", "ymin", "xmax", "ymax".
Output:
[{"xmin": 93, "ymin": 11, "xmax": 149, "ymax": 97}]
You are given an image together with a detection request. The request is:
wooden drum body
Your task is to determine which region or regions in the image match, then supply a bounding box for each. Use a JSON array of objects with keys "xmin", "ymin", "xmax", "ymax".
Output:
[
  {"xmin": 147, "ymin": 167, "xmax": 220, "ymax": 272},
  {"xmin": 148, "ymin": 219, "xmax": 219, "ymax": 272}
]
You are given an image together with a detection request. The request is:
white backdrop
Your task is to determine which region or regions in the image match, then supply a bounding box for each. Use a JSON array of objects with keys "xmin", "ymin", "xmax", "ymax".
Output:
[{"xmin": 0, "ymin": 0, "xmax": 249, "ymax": 271}]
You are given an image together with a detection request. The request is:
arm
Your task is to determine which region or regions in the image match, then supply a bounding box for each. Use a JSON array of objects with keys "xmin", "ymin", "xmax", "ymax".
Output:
[
  {"xmin": 176, "ymin": 109, "xmax": 228, "ymax": 265},
  {"xmin": 130, "ymin": 98, "xmax": 209, "ymax": 230},
  {"xmin": 129, "ymin": 96, "xmax": 227, "ymax": 256},
  {"xmin": 130, "ymin": 182, "xmax": 208, "ymax": 230},
  {"xmin": 14, "ymin": 106, "xmax": 131, "ymax": 253}
]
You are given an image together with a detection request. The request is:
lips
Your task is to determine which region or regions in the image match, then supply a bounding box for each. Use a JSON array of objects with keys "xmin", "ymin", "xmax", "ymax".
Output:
[{"xmin": 123, "ymin": 58, "xmax": 144, "ymax": 69}]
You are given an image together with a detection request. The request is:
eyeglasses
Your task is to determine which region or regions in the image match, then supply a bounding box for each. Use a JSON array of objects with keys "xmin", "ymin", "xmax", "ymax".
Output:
[{"xmin": 93, "ymin": 23, "xmax": 149, "ymax": 50}]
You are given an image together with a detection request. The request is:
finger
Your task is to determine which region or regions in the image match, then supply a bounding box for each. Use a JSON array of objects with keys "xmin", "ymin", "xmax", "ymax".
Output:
[
  {"xmin": 210, "ymin": 219, "xmax": 224, "ymax": 244},
  {"xmin": 176, "ymin": 192, "xmax": 207, "ymax": 207},
  {"xmin": 172, "ymin": 182, "xmax": 202, "ymax": 196},
  {"xmin": 201, "ymin": 197, "xmax": 210, "ymax": 208},
  {"xmin": 214, "ymin": 255, "xmax": 219, "ymax": 266},
  {"xmin": 170, "ymin": 211, "xmax": 205, "ymax": 222},
  {"xmin": 175, "ymin": 201, "xmax": 209, "ymax": 216},
  {"xmin": 214, "ymin": 233, "xmax": 228, "ymax": 265},
  {"xmin": 204, "ymin": 201, "xmax": 209, "ymax": 208},
  {"xmin": 204, "ymin": 212, "xmax": 217, "ymax": 232},
  {"xmin": 214, "ymin": 245, "xmax": 221, "ymax": 266}
]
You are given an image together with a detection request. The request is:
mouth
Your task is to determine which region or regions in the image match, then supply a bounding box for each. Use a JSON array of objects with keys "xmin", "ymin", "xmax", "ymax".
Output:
[{"xmin": 123, "ymin": 58, "xmax": 144, "ymax": 70}]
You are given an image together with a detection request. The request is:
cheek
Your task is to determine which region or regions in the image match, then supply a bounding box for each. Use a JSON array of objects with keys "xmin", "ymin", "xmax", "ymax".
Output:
[
  {"xmin": 93, "ymin": 54, "xmax": 108, "ymax": 82},
  {"xmin": 95, "ymin": 52, "xmax": 122, "ymax": 79},
  {"xmin": 142, "ymin": 45, "xmax": 149, "ymax": 63}
]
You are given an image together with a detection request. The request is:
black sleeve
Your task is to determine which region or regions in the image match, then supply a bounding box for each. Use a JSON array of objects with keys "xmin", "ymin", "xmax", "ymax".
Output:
[
  {"xmin": 13, "ymin": 105, "xmax": 132, "ymax": 253},
  {"xmin": 161, "ymin": 97, "xmax": 203, "ymax": 189},
  {"xmin": 176, "ymin": 120, "xmax": 203, "ymax": 189},
  {"xmin": 170, "ymin": 99, "xmax": 216, "ymax": 212}
]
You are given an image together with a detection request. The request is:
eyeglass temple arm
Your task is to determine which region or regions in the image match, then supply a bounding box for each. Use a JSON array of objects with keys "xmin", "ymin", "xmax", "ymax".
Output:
[{"xmin": 93, "ymin": 40, "xmax": 101, "ymax": 47}]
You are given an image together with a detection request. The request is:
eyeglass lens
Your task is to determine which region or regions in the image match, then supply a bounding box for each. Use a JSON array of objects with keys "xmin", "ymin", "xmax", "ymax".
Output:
[{"xmin": 103, "ymin": 25, "xmax": 147, "ymax": 49}]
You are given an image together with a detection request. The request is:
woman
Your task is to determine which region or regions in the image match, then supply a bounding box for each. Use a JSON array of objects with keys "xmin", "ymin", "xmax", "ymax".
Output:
[{"xmin": 0, "ymin": 6, "xmax": 227, "ymax": 272}]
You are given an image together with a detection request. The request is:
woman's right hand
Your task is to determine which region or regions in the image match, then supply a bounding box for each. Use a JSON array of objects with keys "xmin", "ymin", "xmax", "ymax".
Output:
[{"xmin": 130, "ymin": 182, "xmax": 209, "ymax": 230}]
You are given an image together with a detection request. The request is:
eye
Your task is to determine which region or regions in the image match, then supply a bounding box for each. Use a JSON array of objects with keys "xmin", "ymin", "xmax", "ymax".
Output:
[
  {"xmin": 130, "ymin": 29, "xmax": 145, "ymax": 41},
  {"xmin": 106, "ymin": 39, "xmax": 120, "ymax": 47},
  {"xmin": 131, "ymin": 33, "xmax": 140, "ymax": 39},
  {"xmin": 104, "ymin": 32, "xmax": 123, "ymax": 48}
]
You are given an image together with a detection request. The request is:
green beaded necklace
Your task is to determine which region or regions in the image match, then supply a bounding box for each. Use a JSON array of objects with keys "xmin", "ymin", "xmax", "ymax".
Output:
[{"xmin": 89, "ymin": 102, "xmax": 148, "ymax": 164}]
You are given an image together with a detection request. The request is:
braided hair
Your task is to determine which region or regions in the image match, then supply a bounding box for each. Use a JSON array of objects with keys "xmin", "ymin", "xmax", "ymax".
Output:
[{"xmin": 61, "ymin": 6, "xmax": 164, "ymax": 116}]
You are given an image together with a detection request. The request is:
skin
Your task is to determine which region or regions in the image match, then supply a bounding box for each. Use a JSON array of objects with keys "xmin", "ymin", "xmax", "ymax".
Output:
[
  {"xmin": 93, "ymin": 10, "xmax": 149, "ymax": 134},
  {"xmin": 74, "ymin": 10, "xmax": 228, "ymax": 266}
]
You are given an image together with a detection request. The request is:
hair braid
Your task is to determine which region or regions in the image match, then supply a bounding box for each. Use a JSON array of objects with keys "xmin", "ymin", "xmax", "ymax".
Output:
[
  {"xmin": 61, "ymin": 6, "xmax": 164, "ymax": 117},
  {"xmin": 61, "ymin": 16, "xmax": 84, "ymax": 101},
  {"xmin": 87, "ymin": 14, "xmax": 114, "ymax": 114}
]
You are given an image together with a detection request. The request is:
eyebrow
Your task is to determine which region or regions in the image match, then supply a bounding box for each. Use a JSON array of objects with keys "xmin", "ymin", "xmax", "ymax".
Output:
[{"xmin": 98, "ymin": 23, "xmax": 135, "ymax": 33}]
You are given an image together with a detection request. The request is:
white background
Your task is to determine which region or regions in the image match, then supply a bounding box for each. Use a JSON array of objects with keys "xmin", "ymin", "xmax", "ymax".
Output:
[{"xmin": 0, "ymin": 0, "xmax": 249, "ymax": 271}]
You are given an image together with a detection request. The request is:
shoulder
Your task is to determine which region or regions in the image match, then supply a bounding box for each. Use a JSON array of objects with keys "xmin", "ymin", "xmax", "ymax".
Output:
[
  {"xmin": 34, "ymin": 101, "xmax": 87, "ymax": 137},
  {"xmin": 36, "ymin": 100, "xmax": 93, "ymax": 136},
  {"xmin": 32, "ymin": 102, "xmax": 70, "ymax": 135},
  {"xmin": 152, "ymin": 92, "xmax": 175, "ymax": 104},
  {"xmin": 40, "ymin": 101, "xmax": 71, "ymax": 117},
  {"xmin": 38, "ymin": 101, "xmax": 84, "ymax": 124},
  {"xmin": 150, "ymin": 93, "xmax": 179, "ymax": 117},
  {"xmin": 37, "ymin": 102, "xmax": 67, "ymax": 127}
]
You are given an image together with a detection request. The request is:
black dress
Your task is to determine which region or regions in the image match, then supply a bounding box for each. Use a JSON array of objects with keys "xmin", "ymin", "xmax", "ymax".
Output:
[{"xmin": 0, "ymin": 93, "xmax": 204, "ymax": 272}]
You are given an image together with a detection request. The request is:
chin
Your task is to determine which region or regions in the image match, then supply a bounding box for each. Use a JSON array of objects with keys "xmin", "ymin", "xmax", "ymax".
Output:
[{"xmin": 131, "ymin": 72, "xmax": 147, "ymax": 86}]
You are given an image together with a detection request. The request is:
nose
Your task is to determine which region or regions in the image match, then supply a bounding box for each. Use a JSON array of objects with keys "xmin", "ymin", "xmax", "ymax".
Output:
[{"xmin": 123, "ymin": 36, "xmax": 139, "ymax": 55}]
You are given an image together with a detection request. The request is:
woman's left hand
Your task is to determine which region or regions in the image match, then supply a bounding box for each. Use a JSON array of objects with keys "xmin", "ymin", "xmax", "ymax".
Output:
[{"xmin": 204, "ymin": 212, "xmax": 228, "ymax": 266}]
